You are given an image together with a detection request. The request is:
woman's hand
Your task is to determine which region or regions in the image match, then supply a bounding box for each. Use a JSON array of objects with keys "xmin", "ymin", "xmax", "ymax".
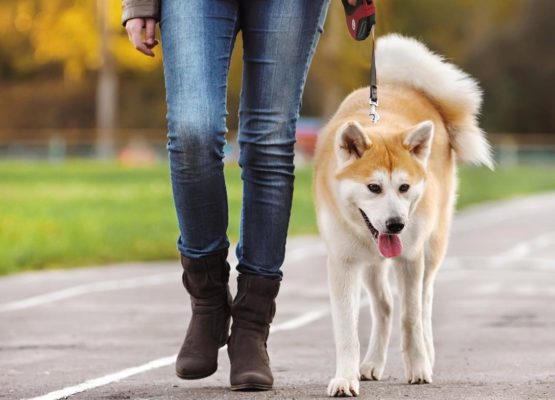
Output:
[
  {"xmin": 347, "ymin": 0, "xmax": 357, "ymax": 5},
  {"xmin": 125, "ymin": 18, "xmax": 159, "ymax": 57}
]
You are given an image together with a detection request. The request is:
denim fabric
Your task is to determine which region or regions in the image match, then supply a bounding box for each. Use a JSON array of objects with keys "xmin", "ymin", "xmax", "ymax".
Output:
[{"xmin": 160, "ymin": 0, "xmax": 329, "ymax": 279}]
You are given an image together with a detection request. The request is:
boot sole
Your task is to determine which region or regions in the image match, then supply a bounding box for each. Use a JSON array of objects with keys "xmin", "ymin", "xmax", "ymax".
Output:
[
  {"xmin": 176, "ymin": 369, "xmax": 216, "ymax": 380},
  {"xmin": 231, "ymin": 383, "xmax": 273, "ymax": 391}
]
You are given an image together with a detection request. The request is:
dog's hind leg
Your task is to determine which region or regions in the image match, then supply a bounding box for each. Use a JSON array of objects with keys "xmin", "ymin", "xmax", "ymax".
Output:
[
  {"xmin": 422, "ymin": 267, "xmax": 438, "ymax": 368},
  {"xmin": 423, "ymin": 231, "xmax": 450, "ymax": 368},
  {"xmin": 359, "ymin": 264, "xmax": 393, "ymax": 381},
  {"xmin": 393, "ymin": 255, "xmax": 433, "ymax": 384},
  {"xmin": 326, "ymin": 256, "xmax": 362, "ymax": 397}
]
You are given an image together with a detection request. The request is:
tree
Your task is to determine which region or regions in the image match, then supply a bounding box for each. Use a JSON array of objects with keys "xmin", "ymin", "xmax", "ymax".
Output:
[
  {"xmin": 28, "ymin": 0, "xmax": 162, "ymax": 155},
  {"xmin": 468, "ymin": 0, "xmax": 555, "ymax": 133}
]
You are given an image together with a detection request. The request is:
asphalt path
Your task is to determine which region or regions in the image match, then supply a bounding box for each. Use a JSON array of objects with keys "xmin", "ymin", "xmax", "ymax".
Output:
[{"xmin": 2, "ymin": 192, "xmax": 555, "ymax": 399}]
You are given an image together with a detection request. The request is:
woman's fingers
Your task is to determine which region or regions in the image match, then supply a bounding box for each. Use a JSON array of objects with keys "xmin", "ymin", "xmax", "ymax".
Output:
[
  {"xmin": 145, "ymin": 19, "xmax": 158, "ymax": 48},
  {"xmin": 125, "ymin": 18, "xmax": 156, "ymax": 57}
]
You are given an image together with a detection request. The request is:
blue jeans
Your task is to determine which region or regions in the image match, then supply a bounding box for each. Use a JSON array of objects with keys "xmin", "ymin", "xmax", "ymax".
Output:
[{"xmin": 160, "ymin": 0, "xmax": 329, "ymax": 279}]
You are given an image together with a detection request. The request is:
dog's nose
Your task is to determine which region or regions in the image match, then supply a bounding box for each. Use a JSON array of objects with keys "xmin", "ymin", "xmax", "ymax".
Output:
[{"xmin": 386, "ymin": 217, "xmax": 405, "ymax": 233}]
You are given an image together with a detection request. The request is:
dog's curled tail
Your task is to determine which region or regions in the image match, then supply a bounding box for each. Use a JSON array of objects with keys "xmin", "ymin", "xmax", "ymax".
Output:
[{"xmin": 376, "ymin": 34, "xmax": 494, "ymax": 169}]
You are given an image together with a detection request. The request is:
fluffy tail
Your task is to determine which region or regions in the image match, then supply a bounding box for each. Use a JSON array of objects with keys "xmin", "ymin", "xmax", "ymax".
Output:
[{"xmin": 376, "ymin": 34, "xmax": 494, "ymax": 169}]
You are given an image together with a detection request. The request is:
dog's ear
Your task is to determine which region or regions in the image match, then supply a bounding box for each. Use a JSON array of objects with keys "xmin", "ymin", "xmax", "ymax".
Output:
[
  {"xmin": 403, "ymin": 121, "xmax": 434, "ymax": 166},
  {"xmin": 336, "ymin": 121, "xmax": 371, "ymax": 164}
]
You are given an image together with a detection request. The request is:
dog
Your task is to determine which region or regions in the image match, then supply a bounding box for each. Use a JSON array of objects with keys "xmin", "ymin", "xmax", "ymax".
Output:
[{"xmin": 313, "ymin": 34, "xmax": 493, "ymax": 397}]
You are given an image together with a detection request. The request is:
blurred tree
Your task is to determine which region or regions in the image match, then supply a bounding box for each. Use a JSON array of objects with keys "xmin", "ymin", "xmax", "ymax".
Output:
[
  {"xmin": 309, "ymin": 1, "xmax": 377, "ymax": 118},
  {"xmin": 22, "ymin": 0, "xmax": 161, "ymax": 154},
  {"xmin": 468, "ymin": 0, "xmax": 555, "ymax": 133},
  {"xmin": 0, "ymin": 0, "xmax": 553, "ymax": 136},
  {"xmin": 383, "ymin": 0, "xmax": 518, "ymax": 62},
  {"xmin": 96, "ymin": 0, "xmax": 116, "ymax": 157},
  {"xmin": 0, "ymin": 0, "xmax": 163, "ymax": 132},
  {"xmin": 30, "ymin": 0, "xmax": 100, "ymax": 81},
  {"xmin": 304, "ymin": 0, "xmax": 520, "ymax": 119},
  {"xmin": 0, "ymin": 1, "xmax": 36, "ymax": 77},
  {"xmin": 1, "ymin": 0, "xmax": 160, "ymax": 80}
]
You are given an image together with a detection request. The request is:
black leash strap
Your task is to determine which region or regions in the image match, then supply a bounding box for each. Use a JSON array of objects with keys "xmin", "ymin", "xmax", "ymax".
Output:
[
  {"xmin": 369, "ymin": 25, "xmax": 379, "ymax": 123},
  {"xmin": 341, "ymin": 0, "xmax": 379, "ymax": 123}
]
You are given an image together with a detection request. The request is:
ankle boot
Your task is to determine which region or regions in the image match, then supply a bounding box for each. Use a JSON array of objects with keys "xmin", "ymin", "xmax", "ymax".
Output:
[
  {"xmin": 175, "ymin": 250, "xmax": 232, "ymax": 379},
  {"xmin": 228, "ymin": 274, "xmax": 280, "ymax": 391}
]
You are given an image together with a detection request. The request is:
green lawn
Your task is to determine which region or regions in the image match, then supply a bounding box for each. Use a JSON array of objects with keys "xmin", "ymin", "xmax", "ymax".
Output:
[{"xmin": 1, "ymin": 162, "xmax": 555, "ymax": 275}]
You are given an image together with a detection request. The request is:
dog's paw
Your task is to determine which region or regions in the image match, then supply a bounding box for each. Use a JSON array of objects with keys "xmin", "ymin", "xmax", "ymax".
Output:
[
  {"xmin": 327, "ymin": 377, "xmax": 360, "ymax": 397},
  {"xmin": 405, "ymin": 359, "xmax": 433, "ymax": 384},
  {"xmin": 359, "ymin": 361, "xmax": 385, "ymax": 381}
]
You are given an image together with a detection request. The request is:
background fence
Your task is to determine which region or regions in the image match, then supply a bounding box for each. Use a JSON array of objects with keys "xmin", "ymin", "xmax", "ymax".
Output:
[{"xmin": 2, "ymin": 130, "xmax": 555, "ymax": 167}]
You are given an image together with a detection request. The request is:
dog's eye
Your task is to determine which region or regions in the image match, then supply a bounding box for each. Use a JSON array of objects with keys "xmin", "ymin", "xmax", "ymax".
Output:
[
  {"xmin": 367, "ymin": 184, "xmax": 382, "ymax": 194},
  {"xmin": 399, "ymin": 184, "xmax": 410, "ymax": 193}
]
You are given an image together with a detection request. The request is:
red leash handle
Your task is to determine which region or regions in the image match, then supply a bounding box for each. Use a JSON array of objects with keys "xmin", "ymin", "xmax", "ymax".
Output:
[{"xmin": 341, "ymin": 0, "xmax": 376, "ymax": 41}]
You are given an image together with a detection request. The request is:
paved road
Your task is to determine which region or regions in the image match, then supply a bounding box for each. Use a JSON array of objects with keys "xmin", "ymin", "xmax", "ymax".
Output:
[{"xmin": 2, "ymin": 193, "xmax": 555, "ymax": 400}]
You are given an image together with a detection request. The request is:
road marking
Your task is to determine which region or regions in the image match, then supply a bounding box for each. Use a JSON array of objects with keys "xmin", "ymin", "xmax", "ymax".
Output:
[
  {"xmin": 443, "ymin": 256, "xmax": 555, "ymax": 271},
  {"xmin": 472, "ymin": 283, "xmax": 502, "ymax": 295},
  {"xmin": 452, "ymin": 192, "xmax": 555, "ymax": 234},
  {"xmin": 5, "ymin": 196, "xmax": 555, "ymax": 315},
  {"xmin": 24, "ymin": 306, "xmax": 332, "ymax": 400},
  {"xmin": 271, "ymin": 309, "xmax": 329, "ymax": 332},
  {"xmin": 4, "ymin": 251, "xmax": 552, "ymax": 314},
  {"xmin": 285, "ymin": 243, "xmax": 327, "ymax": 264},
  {"xmin": 23, "ymin": 355, "xmax": 177, "ymax": 400},
  {"xmin": 492, "ymin": 231, "xmax": 555, "ymax": 267},
  {"xmin": 0, "ymin": 273, "xmax": 176, "ymax": 313},
  {"xmin": 0, "ymin": 240, "xmax": 325, "ymax": 313},
  {"xmin": 513, "ymin": 284, "xmax": 536, "ymax": 296},
  {"xmin": 21, "ymin": 241, "xmax": 331, "ymax": 400},
  {"xmin": 3, "ymin": 249, "xmax": 553, "ymax": 315}
]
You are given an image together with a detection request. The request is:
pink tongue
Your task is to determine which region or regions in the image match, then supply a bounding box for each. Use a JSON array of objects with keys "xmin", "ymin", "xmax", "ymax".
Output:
[{"xmin": 378, "ymin": 234, "xmax": 403, "ymax": 258}]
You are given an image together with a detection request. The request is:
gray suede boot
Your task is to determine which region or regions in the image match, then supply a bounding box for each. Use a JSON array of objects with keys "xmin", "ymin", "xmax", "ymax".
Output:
[
  {"xmin": 175, "ymin": 250, "xmax": 232, "ymax": 379},
  {"xmin": 228, "ymin": 274, "xmax": 280, "ymax": 391}
]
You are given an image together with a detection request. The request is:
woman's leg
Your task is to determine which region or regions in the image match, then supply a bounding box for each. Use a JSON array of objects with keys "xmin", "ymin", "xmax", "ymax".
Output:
[
  {"xmin": 236, "ymin": 0, "xmax": 330, "ymax": 279},
  {"xmin": 160, "ymin": 0, "xmax": 239, "ymax": 380},
  {"xmin": 227, "ymin": 0, "xmax": 330, "ymax": 391},
  {"xmin": 161, "ymin": 0, "xmax": 239, "ymax": 259}
]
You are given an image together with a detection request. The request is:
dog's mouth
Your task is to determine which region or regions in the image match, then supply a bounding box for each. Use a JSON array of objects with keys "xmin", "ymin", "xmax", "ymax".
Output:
[{"xmin": 359, "ymin": 209, "xmax": 403, "ymax": 258}]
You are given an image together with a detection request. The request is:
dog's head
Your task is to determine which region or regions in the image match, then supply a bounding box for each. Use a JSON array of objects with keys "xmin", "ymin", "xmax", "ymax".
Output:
[{"xmin": 334, "ymin": 120, "xmax": 434, "ymax": 258}]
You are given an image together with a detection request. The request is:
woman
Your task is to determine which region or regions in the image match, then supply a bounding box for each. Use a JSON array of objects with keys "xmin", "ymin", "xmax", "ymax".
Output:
[{"xmin": 122, "ymin": 0, "xmax": 338, "ymax": 391}]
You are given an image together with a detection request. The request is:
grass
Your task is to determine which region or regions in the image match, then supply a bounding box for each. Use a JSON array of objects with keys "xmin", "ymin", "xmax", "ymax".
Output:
[{"xmin": 1, "ymin": 162, "xmax": 555, "ymax": 275}]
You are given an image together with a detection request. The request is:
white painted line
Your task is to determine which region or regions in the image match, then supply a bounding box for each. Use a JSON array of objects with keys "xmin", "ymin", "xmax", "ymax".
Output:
[
  {"xmin": 513, "ymin": 284, "xmax": 537, "ymax": 296},
  {"xmin": 3, "ymin": 237, "xmax": 553, "ymax": 315},
  {"xmin": 0, "ymin": 237, "xmax": 325, "ymax": 314},
  {"xmin": 472, "ymin": 283, "xmax": 502, "ymax": 296},
  {"xmin": 24, "ymin": 306, "xmax": 332, "ymax": 400},
  {"xmin": 492, "ymin": 231, "xmax": 555, "ymax": 266},
  {"xmin": 271, "ymin": 309, "xmax": 329, "ymax": 332},
  {"xmin": 452, "ymin": 192, "xmax": 555, "ymax": 234},
  {"xmin": 442, "ymin": 256, "xmax": 555, "ymax": 271},
  {"xmin": 0, "ymin": 273, "xmax": 176, "ymax": 313},
  {"xmin": 22, "ymin": 239, "xmax": 330, "ymax": 400},
  {"xmin": 285, "ymin": 243, "xmax": 327, "ymax": 264},
  {"xmin": 24, "ymin": 355, "xmax": 176, "ymax": 400}
]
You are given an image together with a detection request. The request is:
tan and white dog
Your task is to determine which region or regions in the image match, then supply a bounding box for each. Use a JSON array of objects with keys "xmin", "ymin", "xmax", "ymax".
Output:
[{"xmin": 313, "ymin": 34, "xmax": 493, "ymax": 397}]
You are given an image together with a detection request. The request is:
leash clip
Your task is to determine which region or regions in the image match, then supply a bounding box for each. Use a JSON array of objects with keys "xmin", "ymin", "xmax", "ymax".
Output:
[
  {"xmin": 369, "ymin": 100, "xmax": 380, "ymax": 124},
  {"xmin": 368, "ymin": 25, "xmax": 379, "ymax": 124}
]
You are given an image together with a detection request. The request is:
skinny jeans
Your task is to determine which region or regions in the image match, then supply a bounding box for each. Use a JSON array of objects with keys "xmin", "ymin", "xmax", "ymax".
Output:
[{"xmin": 160, "ymin": 0, "xmax": 329, "ymax": 279}]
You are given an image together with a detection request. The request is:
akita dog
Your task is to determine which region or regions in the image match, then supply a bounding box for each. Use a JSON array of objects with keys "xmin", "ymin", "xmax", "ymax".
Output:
[{"xmin": 313, "ymin": 34, "xmax": 493, "ymax": 397}]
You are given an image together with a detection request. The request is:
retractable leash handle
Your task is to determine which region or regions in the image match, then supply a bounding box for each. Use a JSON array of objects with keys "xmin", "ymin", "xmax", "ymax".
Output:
[
  {"xmin": 342, "ymin": 0, "xmax": 376, "ymax": 41},
  {"xmin": 341, "ymin": 0, "xmax": 380, "ymax": 123}
]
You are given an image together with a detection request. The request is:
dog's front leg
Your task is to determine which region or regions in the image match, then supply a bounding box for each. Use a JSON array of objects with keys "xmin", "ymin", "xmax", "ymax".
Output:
[
  {"xmin": 327, "ymin": 256, "xmax": 361, "ymax": 397},
  {"xmin": 360, "ymin": 264, "xmax": 393, "ymax": 381},
  {"xmin": 393, "ymin": 255, "xmax": 432, "ymax": 384}
]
